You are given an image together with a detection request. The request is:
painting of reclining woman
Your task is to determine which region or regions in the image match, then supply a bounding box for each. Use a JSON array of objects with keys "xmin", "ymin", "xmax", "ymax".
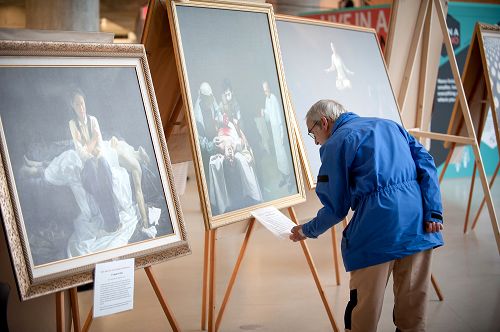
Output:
[
  {"xmin": 171, "ymin": 1, "xmax": 305, "ymax": 228},
  {"xmin": 0, "ymin": 66, "xmax": 175, "ymax": 269}
]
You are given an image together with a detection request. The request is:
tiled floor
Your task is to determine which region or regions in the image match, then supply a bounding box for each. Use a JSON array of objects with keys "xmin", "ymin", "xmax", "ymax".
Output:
[{"xmin": 76, "ymin": 163, "xmax": 500, "ymax": 331}]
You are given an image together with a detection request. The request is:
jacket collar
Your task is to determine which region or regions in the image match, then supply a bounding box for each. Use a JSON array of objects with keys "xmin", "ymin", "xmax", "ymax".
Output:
[{"xmin": 330, "ymin": 112, "xmax": 358, "ymax": 137}]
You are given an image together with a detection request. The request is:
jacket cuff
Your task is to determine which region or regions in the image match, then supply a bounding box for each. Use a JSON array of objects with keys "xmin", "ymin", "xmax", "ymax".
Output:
[
  {"xmin": 425, "ymin": 211, "xmax": 443, "ymax": 224},
  {"xmin": 301, "ymin": 221, "xmax": 318, "ymax": 239}
]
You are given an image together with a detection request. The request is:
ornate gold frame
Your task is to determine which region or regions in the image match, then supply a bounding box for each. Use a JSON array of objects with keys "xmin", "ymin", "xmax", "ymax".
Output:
[
  {"xmin": 167, "ymin": 0, "xmax": 306, "ymax": 229},
  {"xmin": 0, "ymin": 40, "xmax": 190, "ymax": 300}
]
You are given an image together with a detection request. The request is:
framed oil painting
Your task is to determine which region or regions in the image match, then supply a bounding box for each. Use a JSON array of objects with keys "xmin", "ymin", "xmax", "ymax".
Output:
[
  {"xmin": 168, "ymin": 0, "xmax": 305, "ymax": 229},
  {"xmin": 447, "ymin": 22, "xmax": 500, "ymax": 146},
  {"xmin": 479, "ymin": 23, "xmax": 500, "ymax": 148},
  {"xmin": 276, "ymin": 16, "xmax": 402, "ymax": 188},
  {"xmin": 0, "ymin": 40, "xmax": 190, "ymax": 300}
]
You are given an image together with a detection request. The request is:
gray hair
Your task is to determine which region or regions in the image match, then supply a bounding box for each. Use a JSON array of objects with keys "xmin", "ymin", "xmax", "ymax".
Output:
[{"xmin": 306, "ymin": 99, "xmax": 348, "ymax": 123}]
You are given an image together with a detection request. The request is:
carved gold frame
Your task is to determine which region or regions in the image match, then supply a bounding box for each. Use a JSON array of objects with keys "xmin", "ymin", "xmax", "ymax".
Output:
[
  {"xmin": 0, "ymin": 40, "xmax": 190, "ymax": 300},
  {"xmin": 167, "ymin": 0, "xmax": 306, "ymax": 229}
]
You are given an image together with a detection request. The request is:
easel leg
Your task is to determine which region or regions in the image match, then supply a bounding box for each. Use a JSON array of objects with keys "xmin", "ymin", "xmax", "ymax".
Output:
[
  {"xmin": 463, "ymin": 112, "xmax": 500, "ymax": 251},
  {"xmin": 56, "ymin": 291, "xmax": 64, "ymax": 332},
  {"xmin": 82, "ymin": 306, "xmax": 93, "ymax": 332},
  {"xmin": 69, "ymin": 288, "xmax": 81, "ymax": 332},
  {"xmin": 431, "ymin": 274, "xmax": 444, "ymax": 301},
  {"xmin": 464, "ymin": 163, "xmax": 478, "ymax": 233},
  {"xmin": 208, "ymin": 229, "xmax": 217, "ymax": 332},
  {"xmin": 288, "ymin": 207, "xmax": 340, "ymax": 332},
  {"xmin": 331, "ymin": 224, "xmax": 341, "ymax": 286},
  {"xmin": 145, "ymin": 266, "xmax": 181, "ymax": 332},
  {"xmin": 472, "ymin": 162, "xmax": 500, "ymax": 230},
  {"xmin": 464, "ymin": 95, "xmax": 488, "ymax": 233},
  {"xmin": 415, "ymin": 0, "xmax": 432, "ymax": 132},
  {"xmin": 438, "ymin": 144, "xmax": 455, "ymax": 184},
  {"xmin": 201, "ymin": 230, "xmax": 210, "ymax": 330},
  {"xmin": 215, "ymin": 219, "xmax": 256, "ymax": 332},
  {"xmin": 396, "ymin": 0, "xmax": 428, "ymax": 110}
]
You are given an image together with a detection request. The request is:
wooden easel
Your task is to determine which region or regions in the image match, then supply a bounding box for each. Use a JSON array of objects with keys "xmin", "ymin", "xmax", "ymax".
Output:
[
  {"xmin": 469, "ymin": 162, "xmax": 499, "ymax": 230},
  {"xmin": 437, "ymin": 23, "xmax": 500, "ymax": 234},
  {"xmin": 142, "ymin": 0, "xmax": 191, "ymax": 164},
  {"xmin": 388, "ymin": 0, "xmax": 499, "ymax": 253},
  {"xmin": 147, "ymin": 0, "xmax": 340, "ymax": 328},
  {"xmin": 200, "ymin": 206, "xmax": 339, "ymax": 332},
  {"xmin": 55, "ymin": 291, "xmax": 65, "ymax": 332}
]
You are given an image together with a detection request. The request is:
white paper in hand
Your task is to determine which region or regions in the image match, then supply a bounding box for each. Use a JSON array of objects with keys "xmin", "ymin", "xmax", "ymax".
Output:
[{"xmin": 251, "ymin": 206, "xmax": 296, "ymax": 239}]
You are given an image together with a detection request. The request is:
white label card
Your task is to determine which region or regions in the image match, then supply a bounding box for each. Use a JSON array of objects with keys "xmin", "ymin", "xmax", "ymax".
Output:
[
  {"xmin": 251, "ymin": 206, "xmax": 296, "ymax": 239},
  {"xmin": 93, "ymin": 258, "xmax": 135, "ymax": 318}
]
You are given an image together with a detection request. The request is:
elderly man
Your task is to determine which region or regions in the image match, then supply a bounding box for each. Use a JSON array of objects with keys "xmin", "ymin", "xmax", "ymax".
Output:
[{"xmin": 290, "ymin": 99, "xmax": 444, "ymax": 332}]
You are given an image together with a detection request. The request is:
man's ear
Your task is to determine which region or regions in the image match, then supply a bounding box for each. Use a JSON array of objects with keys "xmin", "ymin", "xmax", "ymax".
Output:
[{"xmin": 321, "ymin": 116, "xmax": 328, "ymax": 129}]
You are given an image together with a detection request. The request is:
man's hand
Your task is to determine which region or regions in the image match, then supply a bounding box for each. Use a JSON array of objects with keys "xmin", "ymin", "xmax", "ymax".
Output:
[
  {"xmin": 425, "ymin": 221, "xmax": 443, "ymax": 233},
  {"xmin": 290, "ymin": 225, "xmax": 306, "ymax": 242}
]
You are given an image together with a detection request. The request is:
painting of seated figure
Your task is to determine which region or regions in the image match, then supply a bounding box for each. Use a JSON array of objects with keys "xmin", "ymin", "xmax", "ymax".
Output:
[{"xmin": 0, "ymin": 41, "xmax": 190, "ymax": 300}]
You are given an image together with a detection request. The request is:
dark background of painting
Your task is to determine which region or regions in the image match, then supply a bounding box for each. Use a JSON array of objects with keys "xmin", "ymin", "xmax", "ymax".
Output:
[
  {"xmin": 0, "ymin": 66, "xmax": 173, "ymax": 265},
  {"xmin": 176, "ymin": 5, "xmax": 298, "ymax": 214},
  {"xmin": 0, "ymin": 67, "xmax": 154, "ymax": 153}
]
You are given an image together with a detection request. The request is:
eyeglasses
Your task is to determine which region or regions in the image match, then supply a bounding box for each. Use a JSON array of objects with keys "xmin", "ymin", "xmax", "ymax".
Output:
[{"xmin": 307, "ymin": 120, "xmax": 320, "ymax": 140}]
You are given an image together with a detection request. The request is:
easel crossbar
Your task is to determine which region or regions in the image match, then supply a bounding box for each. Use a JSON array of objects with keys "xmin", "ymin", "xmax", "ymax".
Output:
[{"xmin": 408, "ymin": 129, "xmax": 476, "ymax": 144}]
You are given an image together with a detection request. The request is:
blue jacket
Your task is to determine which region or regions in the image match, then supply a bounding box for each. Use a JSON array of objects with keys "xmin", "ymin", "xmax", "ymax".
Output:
[{"xmin": 302, "ymin": 113, "xmax": 444, "ymax": 271}]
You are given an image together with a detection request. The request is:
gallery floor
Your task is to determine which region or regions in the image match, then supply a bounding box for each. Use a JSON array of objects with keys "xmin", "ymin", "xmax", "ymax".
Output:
[{"xmin": 77, "ymin": 162, "xmax": 500, "ymax": 332}]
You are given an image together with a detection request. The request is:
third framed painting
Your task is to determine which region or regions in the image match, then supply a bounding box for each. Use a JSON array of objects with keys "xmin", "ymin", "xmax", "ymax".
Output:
[{"xmin": 276, "ymin": 15, "xmax": 402, "ymax": 188}]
